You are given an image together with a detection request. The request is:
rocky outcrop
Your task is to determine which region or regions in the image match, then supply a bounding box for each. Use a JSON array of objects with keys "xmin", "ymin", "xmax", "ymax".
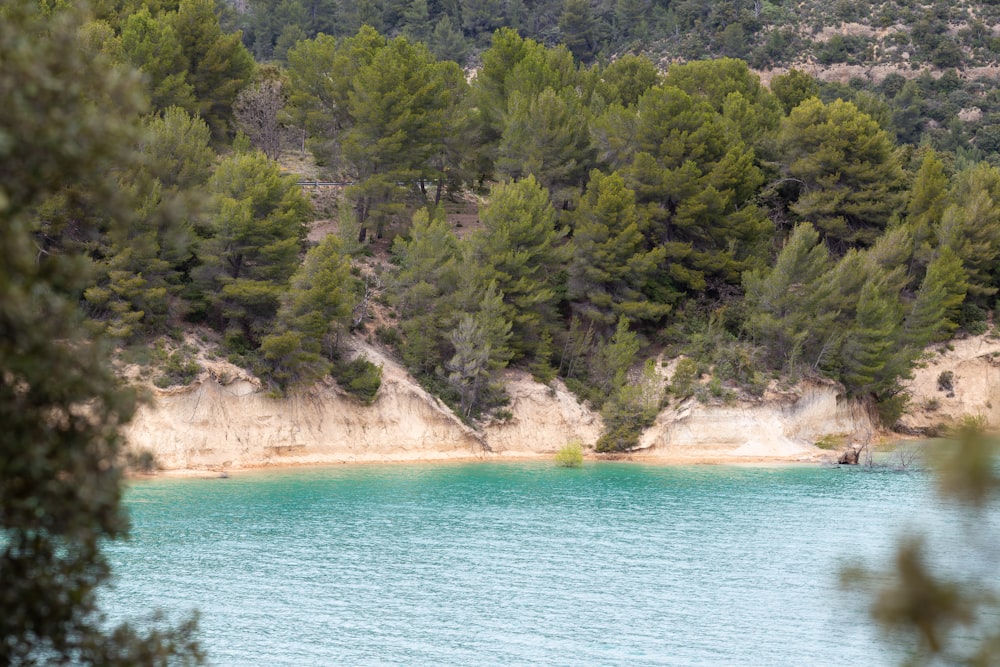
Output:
[
  {"xmin": 638, "ymin": 380, "xmax": 874, "ymax": 462},
  {"xmin": 899, "ymin": 334, "xmax": 1000, "ymax": 433},
  {"xmin": 479, "ymin": 370, "xmax": 603, "ymax": 455},
  {"xmin": 125, "ymin": 346, "xmax": 486, "ymax": 469},
  {"xmin": 125, "ymin": 342, "xmax": 878, "ymax": 471}
]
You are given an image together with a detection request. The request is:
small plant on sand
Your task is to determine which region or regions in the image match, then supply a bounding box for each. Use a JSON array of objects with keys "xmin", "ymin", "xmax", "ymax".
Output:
[
  {"xmin": 555, "ymin": 440, "xmax": 584, "ymax": 468},
  {"xmin": 815, "ymin": 433, "xmax": 847, "ymax": 450}
]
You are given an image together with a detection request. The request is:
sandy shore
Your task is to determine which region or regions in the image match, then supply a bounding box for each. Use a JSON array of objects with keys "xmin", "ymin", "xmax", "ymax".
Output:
[{"xmin": 130, "ymin": 449, "xmax": 836, "ymax": 479}]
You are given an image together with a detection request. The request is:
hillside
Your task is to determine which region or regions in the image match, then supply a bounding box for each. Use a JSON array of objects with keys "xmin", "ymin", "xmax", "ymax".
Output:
[
  {"xmin": 27, "ymin": 1, "xmax": 1000, "ymax": 459},
  {"xmin": 124, "ymin": 334, "xmax": 872, "ymax": 470}
]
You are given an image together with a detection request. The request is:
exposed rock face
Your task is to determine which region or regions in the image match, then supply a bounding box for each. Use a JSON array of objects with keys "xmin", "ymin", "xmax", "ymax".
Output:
[
  {"xmin": 899, "ymin": 334, "xmax": 1000, "ymax": 433},
  {"xmin": 479, "ymin": 370, "xmax": 604, "ymax": 455},
  {"xmin": 125, "ymin": 341, "xmax": 877, "ymax": 471},
  {"xmin": 638, "ymin": 380, "xmax": 874, "ymax": 462},
  {"xmin": 125, "ymin": 347, "xmax": 486, "ymax": 469}
]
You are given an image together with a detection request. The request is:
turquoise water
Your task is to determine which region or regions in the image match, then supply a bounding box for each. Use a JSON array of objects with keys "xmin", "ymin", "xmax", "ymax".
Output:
[{"xmin": 104, "ymin": 463, "xmax": 980, "ymax": 665}]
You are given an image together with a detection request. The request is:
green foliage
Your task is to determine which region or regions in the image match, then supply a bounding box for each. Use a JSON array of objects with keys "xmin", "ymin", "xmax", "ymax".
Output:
[
  {"xmin": 567, "ymin": 170, "xmax": 670, "ymax": 328},
  {"xmin": 117, "ymin": 7, "xmax": 196, "ymax": 112},
  {"xmin": 554, "ymin": 440, "xmax": 584, "ymax": 467},
  {"xmin": 595, "ymin": 55, "xmax": 660, "ymax": 108},
  {"xmin": 260, "ymin": 234, "xmax": 357, "ymax": 391},
  {"xmin": 590, "ymin": 319, "xmax": 661, "ymax": 452},
  {"xmin": 743, "ymin": 222, "xmax": 835, "ymax": 371},
  {"xmin": 595, "ymin": 385, "xmax": 658, "ymax": 452},
  {"xmin": 938, "ymin": 370, "xmax": 955, "ymax": 393},
  {"xmin": 471, "ymin": 29, "xmax": 582, "ymax": 180},
  {"xmin": 600, "ymin": 81, "xmax": 771, "ymax": 294},
  {"xmin": 170, "ymin": 0, "xmax": 255, "ymax": 139},
  {"xmin": 559, "ymin": 0, "xmax": 600, "ymax": 62},
  {"xmin": 769, "ymin": 68, "xmax": 819, "ymax": 114},
  {"xmin": 0, "ymin": 1, "xmax": 202, "ymax": 662},
  {"xmin": 196, "ymin": 152, "xmax": 310, "ymax": 347},
  {"xmin": 141, "ymin": 106, "xmax": 216, "ymax": 191},
  {"xmin": 937, "ymin": 162, "xmax": 1000, "ymax": 303},
  {"xmin": 669, "ymin": 358, "xmax": 700, "ymax": 399},
  {"xmin": 153, "ymin": 345, "xmax": 202, "ymax": 388},
  {"xmin": 391, "ymin": 208, "xmax": 463, "ymax": 377},
  {"xmin": 838, "ymin": 281, "xmax": 904, "ymax": 398},
  {"xmin": 662, "ymin": 58, "xmax": 781, "ymax": 145},
  {"xmin": 342, "ymin": 35, "xmax": 468, "ymax": 237},
  {"xmin": 779, "ymin": 97, "xmax": 906, "ymax": 249},
  {"xmin": 902, "ymin": 247, "xmax": 968, "ymax": 346},
  {"xmin": 466, "ymin": 176, "xmax": 569, "ymax": 361},
  {"xmin": 332, "ymin": 356, "xmax": 383, "ymax": 404},
  {"xmin": 496, "ymin": 86, "xmax": 594, "ymax": 204}
]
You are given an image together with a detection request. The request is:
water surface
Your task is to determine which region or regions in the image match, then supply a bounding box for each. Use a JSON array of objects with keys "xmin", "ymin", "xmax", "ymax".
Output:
[{"xmin": 104, "ymin": 462, "xmax": 983, "ymax": 665}]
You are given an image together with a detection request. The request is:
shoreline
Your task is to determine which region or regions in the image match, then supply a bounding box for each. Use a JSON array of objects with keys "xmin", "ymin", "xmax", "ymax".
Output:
[{"xmin": 130, "ymin": 450, "xmax": 835, "ymax": 479}]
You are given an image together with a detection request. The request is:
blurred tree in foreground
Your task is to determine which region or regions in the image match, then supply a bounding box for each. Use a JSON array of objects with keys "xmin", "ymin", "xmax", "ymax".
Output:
[
  {"xmin": 0, "ymin": 1, "xmax": 202, "ymax": 664},
  {"xmin": 847, "ymin": 427, "xmax": 1000, "ymax": 666}
]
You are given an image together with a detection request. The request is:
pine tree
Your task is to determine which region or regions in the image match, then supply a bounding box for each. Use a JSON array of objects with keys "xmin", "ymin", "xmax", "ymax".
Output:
[
  {"xmin": 261, "ymin": 234, "xmax": 356, "ymax": 390},
  {"xmin": 140, "ymin": 106, "xmax": 216, "ymax": 191},
  {"xmin": 768, "ymin": 68, "xmax": 819, "ymax": 115},
  {"xmin": 558, "ymin": 0, "xmax": 601, "ymax": 63},
  {"xmin": 170, "ymin": 0, "xmax": 255, "ymax": 139},
  {"xmin": 496, "ymin": 86, "xmax": 595, "ymax": 203},
  {"xmin": 663, "ymin": 58, "xmax": 781, "ymax": 145},
  {"xmin": 743, "ymin": 222, "xmax": 835, "ymax": 371},
  {"xmin": 341, "ymin": 35, "xmax": 467, "ymax": 239},
  {"xmin": 839, "ymin": 281, "xmax": 903, "ymax": 398},
  {"xmin": 196, "ymin": 152, "xmax": 309, "ymax": 347},
  {"xmin": 906, "ymin": 150, "xmax": 950, "ymax": 281},
  {"xmin": 602, "ymin": 84, "xmax": 771, "ymax": 293},
  {"xmin": 83, "ymin": 107, "xmax": 211, "ymax": 340},
  {"xmin": 391, "ymin": 208, "xmax": 463, "ymax": 376},
  {"xmin": 466, "ymin": 175, "xmax": 570, "ymax": 360},
  {"xmin": 471, "ymin": 29, "xmax": 581, "ymax": 181},
  {"xmin": 429, "ymin": 14, "xmax": 468, "ymax": 64},
  {"xmin": 118, "ymin": 7, "xmax": 196, "ymax": 112},
  {"xmin": 902, "ymin": 246, "xmax": 968, "ymax": 348},
  {"xmin": 446, "ymin": 314, "xmax": 493, "ymax": 417},
  {"xmin": 567, "ymin": 169, "xmax": 670, "ymax": 328},
  {"xmin": 595, "ymin": 54, "xmax": 659, "ymax": 108},
  {"xmin": 937, "ymin": 162, "xmax": 1000, "ymax": 302},
  {"xmin": 779, "ymin": 97, "xmax": 906, "ymax": 250}
]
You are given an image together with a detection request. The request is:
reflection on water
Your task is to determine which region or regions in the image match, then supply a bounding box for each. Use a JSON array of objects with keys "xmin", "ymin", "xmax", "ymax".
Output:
[{"xmin": 104, "ymin": 463, "xmax": 971, "ymax": 666}]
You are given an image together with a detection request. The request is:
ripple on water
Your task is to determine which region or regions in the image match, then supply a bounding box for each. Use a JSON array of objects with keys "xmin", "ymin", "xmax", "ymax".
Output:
[{"xmin": 102, "ymin": 463, "xmax": 976, "ymax": 666}]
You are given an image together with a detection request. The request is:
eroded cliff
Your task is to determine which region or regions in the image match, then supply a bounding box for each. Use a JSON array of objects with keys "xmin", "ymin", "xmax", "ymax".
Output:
[{"xmin": 124, "ymin": 339, "xmax": 885, "ymax": 471}]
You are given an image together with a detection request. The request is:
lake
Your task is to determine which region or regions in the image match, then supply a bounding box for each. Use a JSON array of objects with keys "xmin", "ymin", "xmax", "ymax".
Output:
[{"xmin": 103, "ymin": 461, "xmax": 985, "ymax": 665}]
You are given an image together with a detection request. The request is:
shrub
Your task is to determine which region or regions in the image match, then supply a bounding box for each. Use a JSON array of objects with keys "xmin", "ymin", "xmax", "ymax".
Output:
[
  {"xmin": 670, "ymin": 358, "xmax": 699, "ymax": 399},
  {"xmin": 877, "ymin": 393, "xmax": 910, "ymax": 427},
  {"xmin": 332, "ymin": 357, "xmax": 382, "ymax": 405},
  {"xmin": 949, "ymin": 413, "xmax": 989, "ymax": 437},
  {"xmin": 153, "ymin": 348, "xmax": 201, "ymax": 388},
  {"xmin": 375, "ymin": 325, "xmax": 401, "ymax": 347},
  {"xmin": 938, "ymin": 370, "xmax": 955, "ymax": 392},
  {"xmin": 554, "ymin": 440, "xmax": 584, "ymax": 467},
  {"xmin": 595, "ymin": 385, "xmax": 658, "ymax": 452},
  {"xmin": 959, "ymin": 303, "xmax": 988, "ymax": 335}
]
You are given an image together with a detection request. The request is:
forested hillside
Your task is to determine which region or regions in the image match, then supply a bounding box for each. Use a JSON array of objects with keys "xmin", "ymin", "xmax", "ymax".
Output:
[{"xmin": 40, "ymin": 0, "xmax": 1000, "ymax": 452}]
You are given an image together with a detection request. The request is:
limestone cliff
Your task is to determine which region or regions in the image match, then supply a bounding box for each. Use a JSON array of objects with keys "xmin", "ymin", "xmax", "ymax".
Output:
[
  {"xmin": 638, "ymin": 380, "xmax": 874, "ymax": 461},
  {"xmin": 125, "ymin": 339, "xmax": 881, "ymax": 471},
  {"xmin": 899, "ymin": 334, "xmax": 1000, "ymax": 433}
]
